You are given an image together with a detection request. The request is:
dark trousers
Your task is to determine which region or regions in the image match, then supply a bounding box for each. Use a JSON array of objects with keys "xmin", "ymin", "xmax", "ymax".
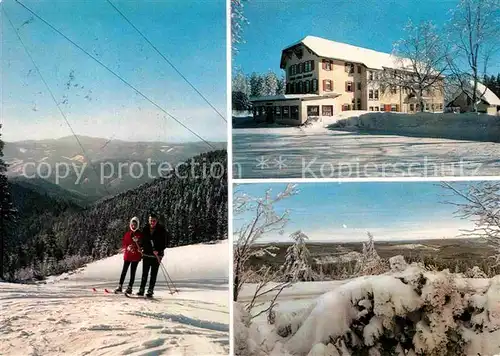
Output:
[
  {"xmin": 119, "ymin": 260, "xmax": 139, "ymax": 287},
  {"xmin": 140, "ymin": 257, "xmax": 160, "ymax": 293}
]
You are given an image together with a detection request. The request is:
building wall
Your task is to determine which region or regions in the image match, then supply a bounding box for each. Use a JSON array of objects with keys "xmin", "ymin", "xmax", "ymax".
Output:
[
  {"xmin": 252, "ymin": 98, "xmax": 342, "ymax": 126},
  {"xmin": 283, "ymin": 45, "xmax": 320, "ymax": 95},
  {"xmin": 282, "ymin": 43, "xmax": 445, "ymax": 113}
]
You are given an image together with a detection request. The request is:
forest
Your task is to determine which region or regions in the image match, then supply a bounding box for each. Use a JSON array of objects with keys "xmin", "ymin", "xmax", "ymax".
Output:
[{"xmin": 0, "ymin": 126, "xmax": 227, "ymax": 281}]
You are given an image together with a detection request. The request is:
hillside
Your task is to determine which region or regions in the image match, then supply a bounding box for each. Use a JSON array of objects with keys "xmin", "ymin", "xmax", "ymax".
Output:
[
  {"xmin": 3, "ymin": 135, "xmax": 226, "ymax": 201},
  {"xmin": 4, "ymin": 149, "xmax": 227, "ymax": 281}
]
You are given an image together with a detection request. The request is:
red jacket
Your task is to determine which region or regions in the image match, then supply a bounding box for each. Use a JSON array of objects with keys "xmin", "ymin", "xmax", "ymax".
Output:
[{"xmin": 122, "ymin": 230, "xmax": 143, "ymax": 262}]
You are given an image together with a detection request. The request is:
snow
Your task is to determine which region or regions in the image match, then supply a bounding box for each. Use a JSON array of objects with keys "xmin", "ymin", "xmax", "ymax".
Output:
[
  {"xmin": 286, "ymin": 35, "xmax": 413, "ymax": 71},
  {"xmin": 232, "ymin": 111, "xmax": 500, "ymax": 178},
  {"xmin": 235, "ymin": 262, "xmax": 500, "ymax": 356},
  {"xmin": 250, "ymin": 94, "xmax": 338, "ymax": 102},
  {"xmin": 0, "ymin": 241, "xmax": 229, "ymax": 356}
]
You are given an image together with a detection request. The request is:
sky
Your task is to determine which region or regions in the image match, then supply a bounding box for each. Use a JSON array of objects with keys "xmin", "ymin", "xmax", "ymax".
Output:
[
  {"xmin": 234, "ymin": 0, "xmax": 500, "ymax": 75},
  {"xmin": 1, "ymin": 0, "xmax": 227, "ymax": 143},
  {"xmin": 233, "ymin": 181, "xmax": 479, "ymax": 243}
]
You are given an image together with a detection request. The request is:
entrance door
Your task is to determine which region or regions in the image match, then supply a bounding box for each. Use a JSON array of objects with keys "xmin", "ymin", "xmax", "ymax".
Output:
[{"xmin": 265, "ymin": 106, "xmax": 274, "ymax": 123}]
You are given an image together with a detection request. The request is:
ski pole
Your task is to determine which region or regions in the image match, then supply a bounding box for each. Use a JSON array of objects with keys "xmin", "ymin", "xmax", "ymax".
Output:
[{"xmin": 159, "ymin": 261, "xmax": 179, "ymax": 294}]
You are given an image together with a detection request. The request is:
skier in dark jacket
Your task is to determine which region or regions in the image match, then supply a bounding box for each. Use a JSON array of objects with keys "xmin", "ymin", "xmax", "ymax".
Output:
[{"xmin": 137, "ymin": 212, "xmax": 168, "ymax": 297}]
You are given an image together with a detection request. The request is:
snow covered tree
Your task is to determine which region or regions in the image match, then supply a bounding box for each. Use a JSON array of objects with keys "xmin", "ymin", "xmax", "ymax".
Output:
[
  {"xmin": 442, "ymin": 181, "xmax": 500, "ymax": 264},
  {"xmin": 280, "ymin": 230, "xmax": 314, "ymax": 282},
  {"xmin": 262, "ymin": 71, "xmax": 279, "ymax": 96},
  {"xmin": 276, "ymin": 75, "xmax": 286, "ymax": 95},
  {"xmin": 357, "ymin": 232, "xmax": 388, "ymax": 276},
  {"xmin": 249, "ymin": 72, "xmax": 264, "ymax": 98},
  {"xmin": 375, "ymin": 20, "xmax": 448, "ymax": 112},
  {"xmin": 446, "ymin": 0, "xmax": 500, "ymax": 112},
  {"xmin": 232, "ymin": 70, "xmax": 250, "ymax": 111},
  {"xmin": 0, "ymin": 124, "xmax": 17, "ymax": 280},
  {"xmin": 231, "ymin": 0, "xmax": 249, "ymax": 56},
  {"xmin": 233, "ymin": 183, "xmax": 298, "ymax": 302}
]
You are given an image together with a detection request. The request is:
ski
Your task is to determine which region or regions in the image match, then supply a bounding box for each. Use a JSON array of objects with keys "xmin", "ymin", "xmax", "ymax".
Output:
[{"xmin": 124, "ymin": 293, "xmax": 159, "ymax": 301}]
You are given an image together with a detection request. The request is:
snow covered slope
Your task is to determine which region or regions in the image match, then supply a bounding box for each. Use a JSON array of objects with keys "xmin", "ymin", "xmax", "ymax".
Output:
[{"xmin": 0, "ymin": 241, "xmax": 229, "ymax": 356}]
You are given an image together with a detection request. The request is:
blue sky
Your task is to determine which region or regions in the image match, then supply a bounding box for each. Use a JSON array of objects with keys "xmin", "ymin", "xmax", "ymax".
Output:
[
  {"xmin": 1, "ymin": 0, "xmax": 226, "ymax": 143},
  {"xmin": 233, "ymin": 181, "xmax": 477, "ymax": 242},
  {"xmin": 234, "ymin": 0, "xmax": 500, "ymax": 75}
]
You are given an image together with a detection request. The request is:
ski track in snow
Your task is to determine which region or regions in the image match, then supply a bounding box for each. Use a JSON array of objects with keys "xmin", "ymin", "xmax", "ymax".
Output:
[{"xmin": 0, "ymin": 242, "xmax": 229, "ymax": 356}]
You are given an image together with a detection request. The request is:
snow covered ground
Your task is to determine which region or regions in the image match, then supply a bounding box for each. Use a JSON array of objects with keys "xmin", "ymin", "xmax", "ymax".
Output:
[
  {"xmin": 232, "ymin": 112, "xmax": 500, "ymax": 179},
  {"xmin": 0, "ymin": 241, "xmax": 229, "ymax": 356},
  {"xmin": 235, "ymin": 261, "xmax": 500, "ymax": 356}
]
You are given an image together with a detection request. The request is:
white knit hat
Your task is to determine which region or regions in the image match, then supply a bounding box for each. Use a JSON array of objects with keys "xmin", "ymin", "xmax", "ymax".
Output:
[{"xmin": 129, "ymin": 217, "xmax": 140, "ymax": 232}]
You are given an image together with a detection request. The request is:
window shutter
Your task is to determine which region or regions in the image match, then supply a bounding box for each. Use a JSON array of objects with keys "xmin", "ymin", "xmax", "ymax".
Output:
[
  {"xmin": 322, "ymin": 60, "xmax": 325, "ymax": 70},
  {"xmin": 345, "ymin": 81, "xmax": 348, "ymax": 92},
  {"xmin": 311, "ymin": 60, "xmax": 315, "ymax": 71},
  {"xmin": 323, "ymin": 80, "xmax": 327, "ymax": 91},
  {"xmin": 330, "ymin": 80, "xmax": 334, "ymax": 91}
]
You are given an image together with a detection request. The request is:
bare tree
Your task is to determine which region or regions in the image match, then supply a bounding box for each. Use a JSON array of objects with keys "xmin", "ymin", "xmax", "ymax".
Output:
[
  {"xmin": 442, "ymin": 182, "xmax": 500, "ymax": 264},
  {"xmin": 373, "ymin": 20, "xmax": 447, "ymax": 112},
  {"xmin": 446, "ymin": 0, "xmax": 500, "ymax": 112},
  {"xmin": 233, "ymin": 183, "xmax": 298, "ymax": 302}
]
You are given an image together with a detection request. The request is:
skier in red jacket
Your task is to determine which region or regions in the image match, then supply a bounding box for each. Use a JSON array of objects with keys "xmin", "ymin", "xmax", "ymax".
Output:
[{"xmin": 114, "ymin": 217, "xmax": 143, "ymax": 294}]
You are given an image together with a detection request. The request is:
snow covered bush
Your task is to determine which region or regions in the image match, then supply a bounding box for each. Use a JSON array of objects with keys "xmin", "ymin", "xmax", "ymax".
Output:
[
  {"xmin": 242, "ymin": 257, "xmax": 500, "ymax": 356},
  {"xmin": 235, "ymin": 302, "xmax": 252, "ymax": 356}
]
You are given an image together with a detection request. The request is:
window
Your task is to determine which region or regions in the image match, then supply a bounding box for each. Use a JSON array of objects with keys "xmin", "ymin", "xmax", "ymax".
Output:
[
  {"xmin": 322, "ymin": 59, "xmax": 332, "ymax": 70},
  {"xmin": 290, "ymin": 106, "xmax": 299, "ymax": 120},
  {"xmin": 291, "ymin": 65, "xmax": 297, "ymax": 76},
  {"xmin": 286, "ymin": 83, "xmax": 290, "ymax": 94},
  {"xmin": 322, "ymin": 105, "xmax": 333, "ymax": 116},
  {"xmin": 282, "ymin": 106, "xmax": 290, "ymax": 118},
  {"xmin": 253, "ymin": 107, "xmax": 257, "ymax": 117},
  {"xmin": 297, "ymin": 81, "xmax": 303, "ymax": 94},
  {"xmin": 357, "ymin": 65, "xmax": 361, "ymax": 74},
  {"xmin": 357, "ymin": 98, "xmax": 362, "ymax": 110},
  {"xmin": 305, "ymin": 61, "xmax": 311, "ymax": 72},
  {"xmin": 289, "ymin": 82, "xmax": 295, "ymax": 94},
  {"xmin": 410, "ymin": 104, "xmax": 415, "ymax": 112},
  {"xmin": 375, "ymin": 106, "xmax": 379, "ymax": 111},
  {"xmin": 390, "ymin": 86, "xmax": 397, "ymax": 94},
  {"xmin": 274, "ymin": 106, "xmax": 282, "ymax": 119},
  {"xmin": 345, "ymin": 62, "xmax": 354, "ymax": 74},
  {"xmin": 380, "ymin": 105, "xmax": 385, "ymax": 112},
  {"xmin": 391, "ymin": 105, "xmax": 397, "ymax": 112},
  {"xmin": 369, "ymin": 71, "xmax": 374, "ymax": 81},
  {"xmin": 305, "ymin": 80, "xmax": 311, "ymax": 93},
  {"xmin": 425, "ymin": 103, "xmax": 430, "ymax": 111},
  {"xmin": 298, "ymin": 63, "xmax": 303, "ymax": 74},
  {"xmin": 373, "ymin": 72, "xmax": 378, "ymax": 81},
  {"xmin": 307, "ymin": 106, "xmax": 320, "ymax": 116},
  {"xmin": 439, "ymin": 103, "xmax": 443, "ymax": 110},
  {"xmin": 374, "ymin": 90, "xmax": 379, "ymax": 100},
  {"xmin": 369, "ymin": 89, "xmax": 374, "ymax": 99},
  {"xmin": 346, "ymin": 81, "xmax": 353, "ymax": 92},
  {"xmin": 323, "ymin": 79, "xmax": 333, "ymax": 92},
  {"xmin": 357, "ymin": 82, "xmax": 362, "ymax": 91},
  {"xmin": 312, "ymin": 79, "xmax": 318, "ymax": 92},
  {"xmin": 288, "ymin": 66, "xmax": 293, "ymax": 76},
  {"xmin": 369, "ymin": 106, "xmax": 374, "ymax": 111},
  {"xmin": 342, "ymin": 104, "xmax": 350, "ymax": 111},
  {"xmin": 258, "ymin": 107, "xmax": 264, "ymax": 116}
]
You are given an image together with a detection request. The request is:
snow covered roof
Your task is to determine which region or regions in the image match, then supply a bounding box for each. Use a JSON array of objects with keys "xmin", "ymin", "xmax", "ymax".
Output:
[
  {"xmin": 447, "ymin": 80, "xmax": 500, "ymax": 106},
  {"xmin": 250, "ymin": 93, "xmax": 340, "ymax": 102},
  {"xmin": 281, "ymin": 35, "xmax": 414, "ymax": 71}
]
